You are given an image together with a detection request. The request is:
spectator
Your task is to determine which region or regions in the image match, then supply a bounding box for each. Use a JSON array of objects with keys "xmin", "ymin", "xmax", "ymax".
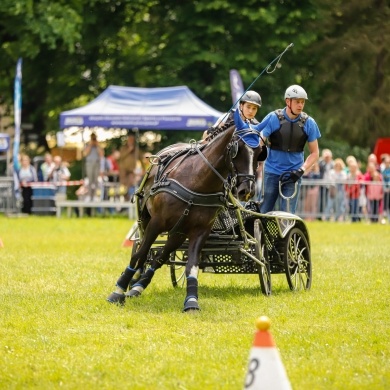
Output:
[
  {"xmin": 15, "ymin": 154, "xmax": 38, "ymax": 214},
  {"xmin": 364, "ymin": 163, "xmax": 383, "ymax": 223},
  {"xmin": 381, "ymin": 155, "xmax": 390, "ymax": 223},
  {"xmin": 324, "ymin": 158, "xmax": 347, "ymax": 221},
  {"xmin": 83, "ymin": 132, "xmax": 104, "ymax": 201},
  {"xmin": 345, "ymin": 155, "xmax": 357, "ymax": 174},
  {"xmin": 318, "ymin": 148, "xmax": 334, "ymax": 218},
  {"xmin": 102, "ymin": 148, "xmax": 120, "ymax": 201},
  {"xmin": 345, "ymin": 159, "xmax": 364, "ymax": 222},
  {"xmin": 105, "ymin": 149, "xmax": 120, "ymax": 182},
  {"xmin": 40, "ymin": 152, "xmax": 55, "ymax": 181},
  {"xmin": 380, "ymin": 153, "xmax": 389, "ymax": 172},
  {"xmin": 302, "ymin": 162, "xmax": 321, "ymax": 221},
  {"xmin": 259, "ymin": 85, "xmax": 321, "ymax": 214},
  {"xmin": 367, "ymin": 153, "xmax": 380, "ymax": 171},
  {"xmin": 48, "ymin": 155, "xmax": 71, "ymax": 197},
  {"xmin": 139, "ymin": 152, "xmax": 152, "ymax": 180},
  {"xmin": 119, "ymin": 133, "xmax": 139, "ymax": 199}
]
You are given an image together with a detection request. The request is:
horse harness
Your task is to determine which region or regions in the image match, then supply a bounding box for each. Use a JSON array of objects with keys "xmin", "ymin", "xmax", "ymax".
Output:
[{"xmin": 135, "ymin": 132, "xmax": 239, "ymax": 236}]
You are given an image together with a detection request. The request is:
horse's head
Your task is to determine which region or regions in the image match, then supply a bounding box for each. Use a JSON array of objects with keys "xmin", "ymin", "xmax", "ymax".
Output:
[{"xmin": 229, "ymin": 129, "xmax": 267, "ymax": 202}]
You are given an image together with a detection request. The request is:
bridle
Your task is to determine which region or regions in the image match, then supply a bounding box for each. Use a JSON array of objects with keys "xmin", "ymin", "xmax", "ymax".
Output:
[{"xmin": 229, "ymin": 129, "xmax": 262, "ymax": 190}]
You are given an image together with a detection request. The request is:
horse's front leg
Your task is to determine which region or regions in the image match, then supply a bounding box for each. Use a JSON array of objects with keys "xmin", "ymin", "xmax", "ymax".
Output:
[
  {"xmin": 106, "ymin": 222, "xmax": 160, "ymax": 305},
  {"xmin": 126, "ymin": 233, "xmax": 186, "ymax": 298},
  {"xmin": 183, "ymin": 232, "xmax": 210, "ymax": 312}
]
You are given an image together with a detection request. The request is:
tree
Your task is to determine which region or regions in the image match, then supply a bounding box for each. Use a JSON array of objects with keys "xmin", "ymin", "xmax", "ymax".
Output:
[
  {"xmin": 1, "ymin": 0, "xmax": 388, "ymax": 154},
  {"xmin": 307, "ymin": 0, "xmax": 390, "ymax": 149}
]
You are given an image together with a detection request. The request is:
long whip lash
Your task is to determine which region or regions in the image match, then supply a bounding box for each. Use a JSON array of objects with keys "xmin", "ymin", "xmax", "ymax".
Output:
[{"xmin": 222, "ymin": 43, "xmax": 294, "ymax": 122}]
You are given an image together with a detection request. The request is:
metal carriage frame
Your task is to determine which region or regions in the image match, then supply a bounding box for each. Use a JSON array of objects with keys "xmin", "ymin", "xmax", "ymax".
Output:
[{"xmin": 131, "ymin": 192, "xmax": 312, "ymax": 296}]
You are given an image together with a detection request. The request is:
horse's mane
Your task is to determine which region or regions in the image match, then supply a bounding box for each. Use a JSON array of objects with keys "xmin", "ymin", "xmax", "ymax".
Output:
[{"xmin": 206, "ymin": 120, "xmax": 235, "ymax": 142}]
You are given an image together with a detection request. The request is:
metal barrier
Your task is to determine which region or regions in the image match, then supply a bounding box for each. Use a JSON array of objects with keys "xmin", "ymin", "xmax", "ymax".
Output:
[
  {"xmin": 2, "ymin": 177, "xmax": 387, "ymax": 223},
  {"xmin": 293, "ymin": 179, "xmax": 387, "ymax": 223},
  {"xmin": 0, "ymin": 177, "xmax": 18, "ymax": 214}
]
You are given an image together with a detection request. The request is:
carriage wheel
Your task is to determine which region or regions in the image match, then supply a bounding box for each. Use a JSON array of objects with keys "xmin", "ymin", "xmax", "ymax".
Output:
[
  {"xmin": 254, "ymin": 219, "xmax": 271, "ymax": 296},
  {"xmin": 283, "ymin": 227, "xmax": 311, "ymax": 291},
  {"xmin": 170, "ymin": 250, "xmax": 187, "ymax": 288}
]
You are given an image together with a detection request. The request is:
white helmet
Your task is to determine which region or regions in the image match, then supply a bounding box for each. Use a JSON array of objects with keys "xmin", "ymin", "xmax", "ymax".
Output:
[{"xmin": 284, "ymin": 85, "xmax": 308, "ymax": 100}]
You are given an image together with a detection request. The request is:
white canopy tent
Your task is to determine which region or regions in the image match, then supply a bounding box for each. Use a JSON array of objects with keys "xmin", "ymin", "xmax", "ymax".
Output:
[{"xmin": 60, "ymin": 85, "xmax": 223, "ymax": 131}]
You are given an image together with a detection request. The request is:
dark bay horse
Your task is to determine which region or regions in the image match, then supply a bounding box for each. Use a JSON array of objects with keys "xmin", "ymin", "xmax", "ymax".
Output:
[{"xmin": 107, "ymin": 121, "xmax": 266, "ymax": 311}]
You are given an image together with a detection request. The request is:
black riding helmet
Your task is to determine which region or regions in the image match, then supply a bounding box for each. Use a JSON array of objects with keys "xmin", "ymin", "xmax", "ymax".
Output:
[{"xmin": 240, "ymin": 91, "xmax": 262, "ymax": 107}]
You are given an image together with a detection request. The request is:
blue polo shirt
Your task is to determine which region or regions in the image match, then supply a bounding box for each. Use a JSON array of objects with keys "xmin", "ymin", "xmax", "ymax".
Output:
[{"xmin": 260, "ymin": 108, "xmax": 321, "ymax": 175}]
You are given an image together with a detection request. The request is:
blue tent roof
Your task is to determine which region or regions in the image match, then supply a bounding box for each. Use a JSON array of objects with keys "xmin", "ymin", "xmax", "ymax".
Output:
[{"xmin": 60, "ymin": 85, "xmax": 223, "ymax": 130}]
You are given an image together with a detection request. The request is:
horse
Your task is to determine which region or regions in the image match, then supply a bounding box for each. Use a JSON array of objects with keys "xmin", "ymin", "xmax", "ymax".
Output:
[{"xmin": 107, "ymin": 120, "xmax": 267, "ymax": 312}]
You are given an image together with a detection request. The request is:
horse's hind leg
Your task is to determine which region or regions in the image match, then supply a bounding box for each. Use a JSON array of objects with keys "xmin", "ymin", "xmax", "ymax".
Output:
[{"xmin": 126, "ymin": 233, "xmax": 186, "ymax": 298}]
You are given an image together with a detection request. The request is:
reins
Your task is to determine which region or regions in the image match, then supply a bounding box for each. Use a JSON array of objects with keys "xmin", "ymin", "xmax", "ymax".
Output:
[{"xmin": 192, "ymin": 140, "xmax": 234, "ymax": 191}]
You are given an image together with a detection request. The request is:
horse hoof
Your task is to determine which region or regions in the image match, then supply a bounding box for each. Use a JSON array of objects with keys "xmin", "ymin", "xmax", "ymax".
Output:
[
  {"xmin": 106, "ymin": 292, "xmax": 125, "ymax": 305},
  {"xmin": 125, "ymin": 289, "xmax": 141, "ymax": 298},
  {"xmin": 183, "ymin": 300, "xmax": 200, "ymax": 312}
]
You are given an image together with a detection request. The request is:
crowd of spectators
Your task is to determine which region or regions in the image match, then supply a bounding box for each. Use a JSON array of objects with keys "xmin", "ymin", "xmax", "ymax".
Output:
[
  {"xmin": 300, "ymin": 150, "xmax": 390, "ymax": 224},
  {"xmin": 10, "ymin": 132, "xmax": 152, "ymax": 214},
  {"xmin": 8, "ymin": 133, "xmax": 390, "ymax": 223}
]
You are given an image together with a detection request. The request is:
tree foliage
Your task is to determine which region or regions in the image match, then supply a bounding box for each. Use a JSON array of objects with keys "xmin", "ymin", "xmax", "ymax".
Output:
[
  {"xmin": 307, "ymin": 0, "xmax": 390, "ymax": 149},
  {"xmin": 0, "ymin": 0, "xmax": 388, "ymax": 153}
]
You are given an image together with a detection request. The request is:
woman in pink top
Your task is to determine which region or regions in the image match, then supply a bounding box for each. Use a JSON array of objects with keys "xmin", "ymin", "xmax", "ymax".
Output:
[{"xmin": 364, "ymin": 162, "xmax": 383, "ymax": 222}]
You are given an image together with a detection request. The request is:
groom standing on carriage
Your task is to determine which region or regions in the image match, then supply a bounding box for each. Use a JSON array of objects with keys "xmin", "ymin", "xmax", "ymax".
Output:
[{"xmin": 259, "ymin": 85, "xmax": 321, "ymax": 214}]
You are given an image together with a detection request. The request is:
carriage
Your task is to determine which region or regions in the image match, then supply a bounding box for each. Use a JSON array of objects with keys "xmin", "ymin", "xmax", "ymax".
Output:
[
  {"xmin": 107, "ymin": 119, "xmax": 312, "ymax": 311},
  {"xmin": 129, "ymin": 191, "xmax": 312, "ymax": 297}
]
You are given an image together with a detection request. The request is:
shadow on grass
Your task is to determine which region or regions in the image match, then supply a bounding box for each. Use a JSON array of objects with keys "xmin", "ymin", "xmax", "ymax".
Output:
[{"xmin": 103, "ymin": 280, "xmax": 297, "ymax": 315}]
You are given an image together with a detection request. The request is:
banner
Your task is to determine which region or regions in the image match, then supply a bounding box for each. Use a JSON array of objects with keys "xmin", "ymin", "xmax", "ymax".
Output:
[
  {"xmin": 229, "ymin": 69, "xmax": 245, "ymax": 107},
  {"xmin": 0, "ymin": 133, "xmax": 11, "ymax": 152},
  {"xmin": 13, "ymin": 58, "xmax": 22, "ymax": 171}
]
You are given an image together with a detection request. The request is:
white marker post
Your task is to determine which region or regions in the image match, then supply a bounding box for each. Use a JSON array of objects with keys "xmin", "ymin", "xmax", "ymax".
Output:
[{"xmin": 244, "ymin": 316, "xmax": 292, "ymax": 390}]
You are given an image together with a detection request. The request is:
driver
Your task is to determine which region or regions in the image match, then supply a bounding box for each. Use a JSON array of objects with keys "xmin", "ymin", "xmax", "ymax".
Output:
[
  {"xmin": 259, "ymin": 85, "xmax": 321, "ymax": 214},
  {"xmin": 202, "ymin": 90, "xmax": 262, "ymax": 139}
]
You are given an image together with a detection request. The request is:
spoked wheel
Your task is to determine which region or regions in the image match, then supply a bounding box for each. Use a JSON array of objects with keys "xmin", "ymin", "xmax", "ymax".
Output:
[
  {"xmin": 169, "ymin": 250, "xmax": 187, "ymax": 288},
  {"xmin": 283, "ymin": 227, "xmax": 311, "ymax": 291},
  {"xmin": 254, "ymin": 219, "xmax": 271, "ymax": 296}
]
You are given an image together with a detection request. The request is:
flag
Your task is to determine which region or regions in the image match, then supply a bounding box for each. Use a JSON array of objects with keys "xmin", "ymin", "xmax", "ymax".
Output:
[
  {"xmin": 229, "ymin": 69, "xmax": 245, "ymax": 108},
  {"xmin": 13, "ymin": 58, "xmax": 22, "ymax": 172}
]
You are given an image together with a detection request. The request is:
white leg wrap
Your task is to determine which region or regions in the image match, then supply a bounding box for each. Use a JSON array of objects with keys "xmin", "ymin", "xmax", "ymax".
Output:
[{"xmin": 131, "ymin": 285, "xmax": 144, "ymax": 293}]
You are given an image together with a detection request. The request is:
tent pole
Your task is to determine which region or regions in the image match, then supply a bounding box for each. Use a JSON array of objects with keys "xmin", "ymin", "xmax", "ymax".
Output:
[{"xmin": 132, "ymin": 127, "xmax": 139, "ymax": 163}]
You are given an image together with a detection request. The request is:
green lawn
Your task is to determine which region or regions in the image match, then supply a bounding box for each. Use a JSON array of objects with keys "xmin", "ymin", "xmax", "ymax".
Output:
[{"xmin": 0, "ymin": 216, "xmax": 389, "ymax": 389}]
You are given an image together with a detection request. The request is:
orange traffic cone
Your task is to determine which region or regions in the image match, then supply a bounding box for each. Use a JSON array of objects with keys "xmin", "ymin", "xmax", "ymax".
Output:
[
  {"xmin": 243, "ymin": 316, "xmax": 292, "ymax": 390},
  {"xmin": 122, "ymin": 239, "xmax": 133, "ymax": 248},
  {"xmin": 122, "ymin": 222, "xmax": 138, "ymax": 248}
]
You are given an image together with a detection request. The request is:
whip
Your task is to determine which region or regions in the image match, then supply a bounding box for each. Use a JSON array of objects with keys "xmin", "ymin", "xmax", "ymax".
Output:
[{"xmin": 224, "ymin": 43, "xmax": 294, "ymax": 120}]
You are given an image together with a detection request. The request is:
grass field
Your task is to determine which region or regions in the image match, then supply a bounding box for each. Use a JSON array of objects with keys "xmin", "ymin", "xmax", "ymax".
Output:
[{"xmin": 0, "ymin": 215, "xmax": 389, "ymax": 389}]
